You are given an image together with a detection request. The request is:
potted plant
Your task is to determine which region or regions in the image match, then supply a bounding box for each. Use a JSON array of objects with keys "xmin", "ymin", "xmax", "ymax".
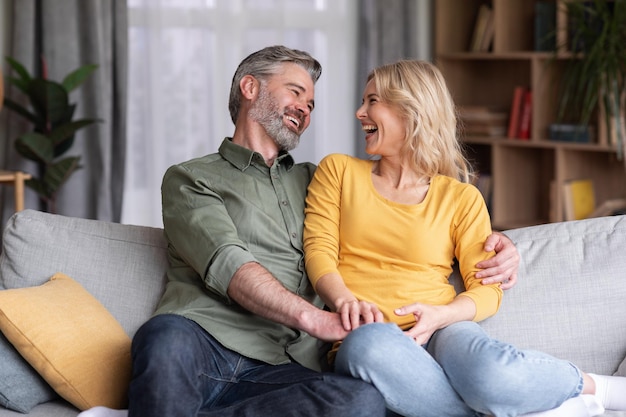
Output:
[
  {"xmin": 2, "ymin": 57, "xmax": 100, "ymax": 213},
  {"xmin": 554, "ymin": 0, "xmax": 626, "ymax": 160}
]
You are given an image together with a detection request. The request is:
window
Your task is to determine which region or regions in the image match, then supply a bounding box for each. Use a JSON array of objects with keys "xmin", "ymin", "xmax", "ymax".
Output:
[{"xmin": 123, "ymin": 0, "xmax": 357, "ymax": 227}]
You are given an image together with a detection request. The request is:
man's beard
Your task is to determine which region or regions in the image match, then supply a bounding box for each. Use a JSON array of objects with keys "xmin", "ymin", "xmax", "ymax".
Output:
[{"xmin": 249, "ymin": 88, "xmax": 301, "ymax": 152}]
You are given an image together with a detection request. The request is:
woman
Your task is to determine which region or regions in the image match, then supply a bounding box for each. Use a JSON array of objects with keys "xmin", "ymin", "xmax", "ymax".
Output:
[{"xmin": 303, "ymin": 60, "xmax": 625, "ymax": 417}]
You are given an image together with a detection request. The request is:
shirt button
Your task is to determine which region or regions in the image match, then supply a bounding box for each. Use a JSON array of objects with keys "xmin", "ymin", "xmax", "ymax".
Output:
[
  {"xmin": 282, "ymin": 201, "xmax": 288, "ymax": 206},
  {"xmin": 291, "ymin": 232, "xmax": 297, "ymax": 238}
]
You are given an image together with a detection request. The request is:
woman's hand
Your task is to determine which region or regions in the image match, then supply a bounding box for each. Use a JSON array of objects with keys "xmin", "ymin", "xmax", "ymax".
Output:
[
  {"xmin": 336, "ymin": 300, "xmax": 385, "ymax": 331},
  {"xmin": 395, "ymin": 303, "xmax": 448, "ymax": 345},
  {"xmin": 395, "ymin": 296, "xmax": 476, "ymax": 345}
]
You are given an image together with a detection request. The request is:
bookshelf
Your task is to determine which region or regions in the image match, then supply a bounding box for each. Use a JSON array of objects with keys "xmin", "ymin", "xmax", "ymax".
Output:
[{"xmin": 435, "ymin": 0, "xmax": 626, "ymax": 230}]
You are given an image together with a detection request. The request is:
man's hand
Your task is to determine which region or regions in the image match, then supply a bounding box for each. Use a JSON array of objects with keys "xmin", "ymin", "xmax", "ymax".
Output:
[
  {"xmin": 228, "ymin": 262, "xmax": 350, "ymax": 342},
  {"xmin": 475, "ymin": 231, "xmax": 520, "ymax": 290}
]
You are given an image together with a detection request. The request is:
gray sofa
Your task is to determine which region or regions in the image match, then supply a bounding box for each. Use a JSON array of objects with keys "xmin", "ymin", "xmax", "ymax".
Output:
[{"xmin": 0, "ymin": 209, "xmax": 625, "ymax": 416}]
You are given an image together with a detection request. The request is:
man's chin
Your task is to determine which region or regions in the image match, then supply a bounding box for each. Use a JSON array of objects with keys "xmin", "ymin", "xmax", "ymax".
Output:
[{"xmin": 276, "ymin": 134, "xmax": 300, "ymax": 152}]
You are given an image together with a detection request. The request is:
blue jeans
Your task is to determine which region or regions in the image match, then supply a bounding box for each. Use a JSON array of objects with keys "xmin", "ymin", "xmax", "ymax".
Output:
[
  {"xmin": 128, "ymin": 314, "xmax": 385, "ymax": 417},
  {"xmin": 335, "ymin": 322, "xmax": 583, "ymax": 417}
]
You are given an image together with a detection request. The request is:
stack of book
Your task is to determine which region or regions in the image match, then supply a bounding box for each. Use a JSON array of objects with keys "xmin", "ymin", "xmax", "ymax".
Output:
[{"xmin": 458, "ymin": 106, "xmax": 508, "ymax": 137}]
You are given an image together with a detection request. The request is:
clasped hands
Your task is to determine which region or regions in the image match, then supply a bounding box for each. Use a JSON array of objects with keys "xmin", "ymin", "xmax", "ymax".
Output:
[{"xmin": 336, "ymin": 300, "xmax": 443, "ymax": 345}]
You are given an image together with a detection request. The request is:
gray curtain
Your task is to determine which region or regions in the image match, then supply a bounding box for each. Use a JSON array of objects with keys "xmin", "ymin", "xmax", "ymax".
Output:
[
  {"xmin": 1, "ymin": 0, "xmax": 127, "ymax": 224},
  {"xmin": 355, "ymin": 0, "xmax": 432, "ymax": 158}
]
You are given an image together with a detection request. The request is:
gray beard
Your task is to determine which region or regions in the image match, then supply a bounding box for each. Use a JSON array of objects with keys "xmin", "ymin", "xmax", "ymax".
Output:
[{"xmin": 249, "ymin": 88, "xmax": 301, "ymax": 152}]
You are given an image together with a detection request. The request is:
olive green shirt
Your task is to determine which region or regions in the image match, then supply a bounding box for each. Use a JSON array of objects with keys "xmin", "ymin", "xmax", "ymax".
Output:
[{"xmin": 155, "ymin": 138, "xmax": 324, "ymax": 370}]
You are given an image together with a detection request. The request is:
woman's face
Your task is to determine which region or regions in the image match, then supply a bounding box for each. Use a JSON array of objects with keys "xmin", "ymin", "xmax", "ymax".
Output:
[{"xmin": 356, "ymin": 79, "xmax": 406, "ymax": 156}]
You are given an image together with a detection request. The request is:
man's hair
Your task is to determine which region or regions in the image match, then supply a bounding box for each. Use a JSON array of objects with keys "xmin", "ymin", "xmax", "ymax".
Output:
[{"xmin": 228, "ymin": 45, "xmax": 322, "ymax": 124}]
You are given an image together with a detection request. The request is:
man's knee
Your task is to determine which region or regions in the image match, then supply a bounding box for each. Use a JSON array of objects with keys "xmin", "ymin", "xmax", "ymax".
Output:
[{"xmin": 132, "ymin": 314, "xmax": 201, "ymax": 367}]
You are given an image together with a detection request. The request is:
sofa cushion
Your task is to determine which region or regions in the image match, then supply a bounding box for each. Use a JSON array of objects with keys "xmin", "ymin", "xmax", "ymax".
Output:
[
  {"xmin": 481, "ymin": 215, "xmax": 626, "ymax": 376},
  {"xmin": 0, "ymin": 273, "xmax": 131, "ymax": 411},
  {"xmin": 0, "ymin": 332, "xmax": 57, "ymax": 413},
  {"xmin": 0, "ymin": 209, "xmax": 169, "ymax": 338}
]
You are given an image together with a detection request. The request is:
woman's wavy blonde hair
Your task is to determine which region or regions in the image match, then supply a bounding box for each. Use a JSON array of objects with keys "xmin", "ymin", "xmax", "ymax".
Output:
[{"xmin": 368, "ymin": 60, "xmax": 473, "ymax": 183}]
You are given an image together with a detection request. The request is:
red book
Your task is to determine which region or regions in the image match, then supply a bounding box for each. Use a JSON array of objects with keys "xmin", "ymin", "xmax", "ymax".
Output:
[
  {"xmin": 507, "ymin": 86, "xmax": 526, "ymax": 139},
  {"xmin": 518, "ymin": 90, "xmax": 533, "ymax": 140}
]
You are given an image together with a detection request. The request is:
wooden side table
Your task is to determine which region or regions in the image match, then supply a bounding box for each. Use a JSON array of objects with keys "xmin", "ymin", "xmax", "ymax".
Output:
[{"xmin": 0, "ymin": 170, "xmax": 32, "ymax": 212}]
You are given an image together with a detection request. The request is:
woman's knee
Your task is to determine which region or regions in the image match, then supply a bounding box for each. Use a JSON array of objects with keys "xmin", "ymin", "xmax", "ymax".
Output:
[{"xmin": 335, "ymin": 323, "xmax": 405, "ymax": 374}]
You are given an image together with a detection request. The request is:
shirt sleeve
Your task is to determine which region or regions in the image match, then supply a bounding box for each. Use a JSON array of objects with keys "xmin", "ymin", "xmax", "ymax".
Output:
[
  {"xmin": 161, "ymin": 164, "xmax": 256, "ymax": 302},
  {"xmin": 453, "ymin": 184, "xmax": 503, "ymax": 321},
  {"xmin": 303, "ymin": 154, "xmax": 344, "ymax": 288}
]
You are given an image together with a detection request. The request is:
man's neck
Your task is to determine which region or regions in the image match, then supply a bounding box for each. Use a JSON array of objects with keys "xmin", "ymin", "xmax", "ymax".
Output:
[{"xmin": 232, "ymin": 125, "xmax": 279, "ymax": 166}]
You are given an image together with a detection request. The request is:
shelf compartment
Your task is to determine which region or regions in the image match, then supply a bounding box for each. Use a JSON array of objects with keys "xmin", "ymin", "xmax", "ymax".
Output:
[{"xmin": 491, "ymin": 145, "xmax": 555, "ymax": 229}]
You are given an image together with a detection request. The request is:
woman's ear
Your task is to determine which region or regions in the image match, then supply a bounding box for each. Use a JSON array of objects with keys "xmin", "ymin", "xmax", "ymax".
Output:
[{"xmin": 240, "ymin": 74, "xmax": 259, "ymax": 100}]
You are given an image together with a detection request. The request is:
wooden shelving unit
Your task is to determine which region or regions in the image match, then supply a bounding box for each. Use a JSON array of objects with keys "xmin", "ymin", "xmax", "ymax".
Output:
[{"xmin": 435, "ymin": 0, "xmax": 626, "ymax": 230}]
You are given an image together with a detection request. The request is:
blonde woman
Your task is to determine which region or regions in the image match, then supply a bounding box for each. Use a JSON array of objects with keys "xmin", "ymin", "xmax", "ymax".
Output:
[{"xmin": 303, "ymin": 60, "xmax": 626, "ymax": 417}]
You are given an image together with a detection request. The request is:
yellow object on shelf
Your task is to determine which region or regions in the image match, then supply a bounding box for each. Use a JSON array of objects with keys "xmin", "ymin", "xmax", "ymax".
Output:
[{"xmin": 562, "ymin": 179, "xmax": 596, "ymax": 221}]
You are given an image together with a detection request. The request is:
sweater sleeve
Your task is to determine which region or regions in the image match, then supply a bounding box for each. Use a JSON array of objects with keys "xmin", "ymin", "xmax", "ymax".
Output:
[
  {"xmin": 303, "ymin": 154, "xmax": 345, "ymax": 289},
  {"xmin": 453, "ymin": 184, "xmax": 503, "ymax": 322}
]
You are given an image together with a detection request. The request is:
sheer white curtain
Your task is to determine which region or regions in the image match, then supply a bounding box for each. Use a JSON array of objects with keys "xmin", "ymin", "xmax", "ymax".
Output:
[{"xmin": 122, "ymin": 0, "xmax": 358, "ymax": 227}]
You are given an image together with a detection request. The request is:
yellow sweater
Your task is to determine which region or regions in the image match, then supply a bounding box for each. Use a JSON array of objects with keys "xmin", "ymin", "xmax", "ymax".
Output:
[{"xmin": 304, "ymin": 154, "xmax": 502, "ymax": 330}]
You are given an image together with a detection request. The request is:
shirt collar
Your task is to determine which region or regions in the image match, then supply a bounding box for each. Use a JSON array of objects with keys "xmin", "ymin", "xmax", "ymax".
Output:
[{"xmin": 219, "ymin": 137, "xmax": 295, "ymax": 171}]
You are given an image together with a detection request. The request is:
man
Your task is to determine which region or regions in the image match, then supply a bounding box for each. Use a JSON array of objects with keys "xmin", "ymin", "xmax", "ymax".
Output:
[{"xmin": 124, "ymin": 45, "xmax": 518, "ymax": 417}]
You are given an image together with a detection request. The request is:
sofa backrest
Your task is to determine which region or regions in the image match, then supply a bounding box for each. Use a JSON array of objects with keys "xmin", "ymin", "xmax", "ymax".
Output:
[
  {"xmin": 482, "ymin": 215, "xmax": 626, "ymax": 376},
  {"xmin": 0, "ymin": 210, "xmax": 169, "ymax": 338},
  {"xmin": 3, "ymin": 210, "xmax": 625, "ymax": 376}
]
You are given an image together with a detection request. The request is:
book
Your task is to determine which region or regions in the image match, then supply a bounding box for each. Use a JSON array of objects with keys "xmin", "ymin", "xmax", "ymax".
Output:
[
  {"xmin": 507, "ymin": 86, "xmax": 526, "ymax": 139},
  {"xmin": 470, "ymin": 5, "xmax": 492, "ymax": 52},
  {"xmin": 548, "ymin": 124, "xmax": 592, "ymax": 143},
  {"xmin": 458, "ymin": 106, "xmax": 508, "ymax": 137},
  {"xmin": 534, "ymin": 1, "xmax": 557, "ymax": 51},
  {"xmin": 562, "ymin": 179, "xmax": 596, "ymax": 221},
  {"xmin": 517, "ymin": 89, "xmax": 533, "ymax": 140},
  {"xmin": 479, "ymin": 7, "xmax": 495, "ymax": 52}
]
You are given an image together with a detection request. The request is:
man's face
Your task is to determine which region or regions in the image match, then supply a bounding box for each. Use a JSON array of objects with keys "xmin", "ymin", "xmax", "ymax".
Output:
[{"xmin": 249, "ymin": 63, "xmax": 315, "ymax": 151}]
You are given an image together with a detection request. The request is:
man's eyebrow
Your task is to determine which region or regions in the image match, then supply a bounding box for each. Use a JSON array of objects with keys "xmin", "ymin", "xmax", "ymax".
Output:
[{"xmin": 287, "ymin": 82, "xmax": 315, "ymax": 109}]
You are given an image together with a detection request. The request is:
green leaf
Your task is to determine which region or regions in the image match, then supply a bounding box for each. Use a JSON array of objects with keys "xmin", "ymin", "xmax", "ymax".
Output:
[
  {"xmin": 43, "ymin": 157, "xmax": 81, "ymax": 196},
  {"xmin": 28, "ymin": 79, "xmax": 70, "ymax": 128},
  {"xmin": 62, "ymin": 64, "xmax": 98, "ymax": 92},
  {"xmin": 5, "ymin": 56, "xmax": 32, "ymax": 83},
  {"xmin": 4, "ymin": 76, "xmax": 30, "ymax": 94},
  {"xmin": 49, "ymin": 118, "xmax": 101, "ymax": 153},
  {"xmin": 2, "ymin": 97, "xmax": 39, "ymax": 124},
  {"xmin": 14, "ymin": 132, "xmax": 54, "ymax": 163}
]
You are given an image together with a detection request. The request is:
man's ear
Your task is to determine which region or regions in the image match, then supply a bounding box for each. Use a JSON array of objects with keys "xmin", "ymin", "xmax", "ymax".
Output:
[{"xmin": 240, "ymin": 75, "xmax": 259, "ymax": 100}]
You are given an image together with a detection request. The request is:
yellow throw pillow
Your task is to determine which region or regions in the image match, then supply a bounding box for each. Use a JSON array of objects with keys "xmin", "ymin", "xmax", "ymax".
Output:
[{"xmin": 0, "ymin": 273, "xmax": 131, "ymax": 411}]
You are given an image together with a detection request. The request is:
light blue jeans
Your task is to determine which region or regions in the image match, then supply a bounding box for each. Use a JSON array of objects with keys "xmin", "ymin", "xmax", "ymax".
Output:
[{"xmin": 334, "ymin": 322, "xmax": 583, "ymax": 417}]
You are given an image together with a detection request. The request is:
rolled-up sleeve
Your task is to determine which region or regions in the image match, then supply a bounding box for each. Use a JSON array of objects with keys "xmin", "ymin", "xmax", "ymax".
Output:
[{"xmin": 162, "ymin": 164, "xmax": 256, "ymax": 302}]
